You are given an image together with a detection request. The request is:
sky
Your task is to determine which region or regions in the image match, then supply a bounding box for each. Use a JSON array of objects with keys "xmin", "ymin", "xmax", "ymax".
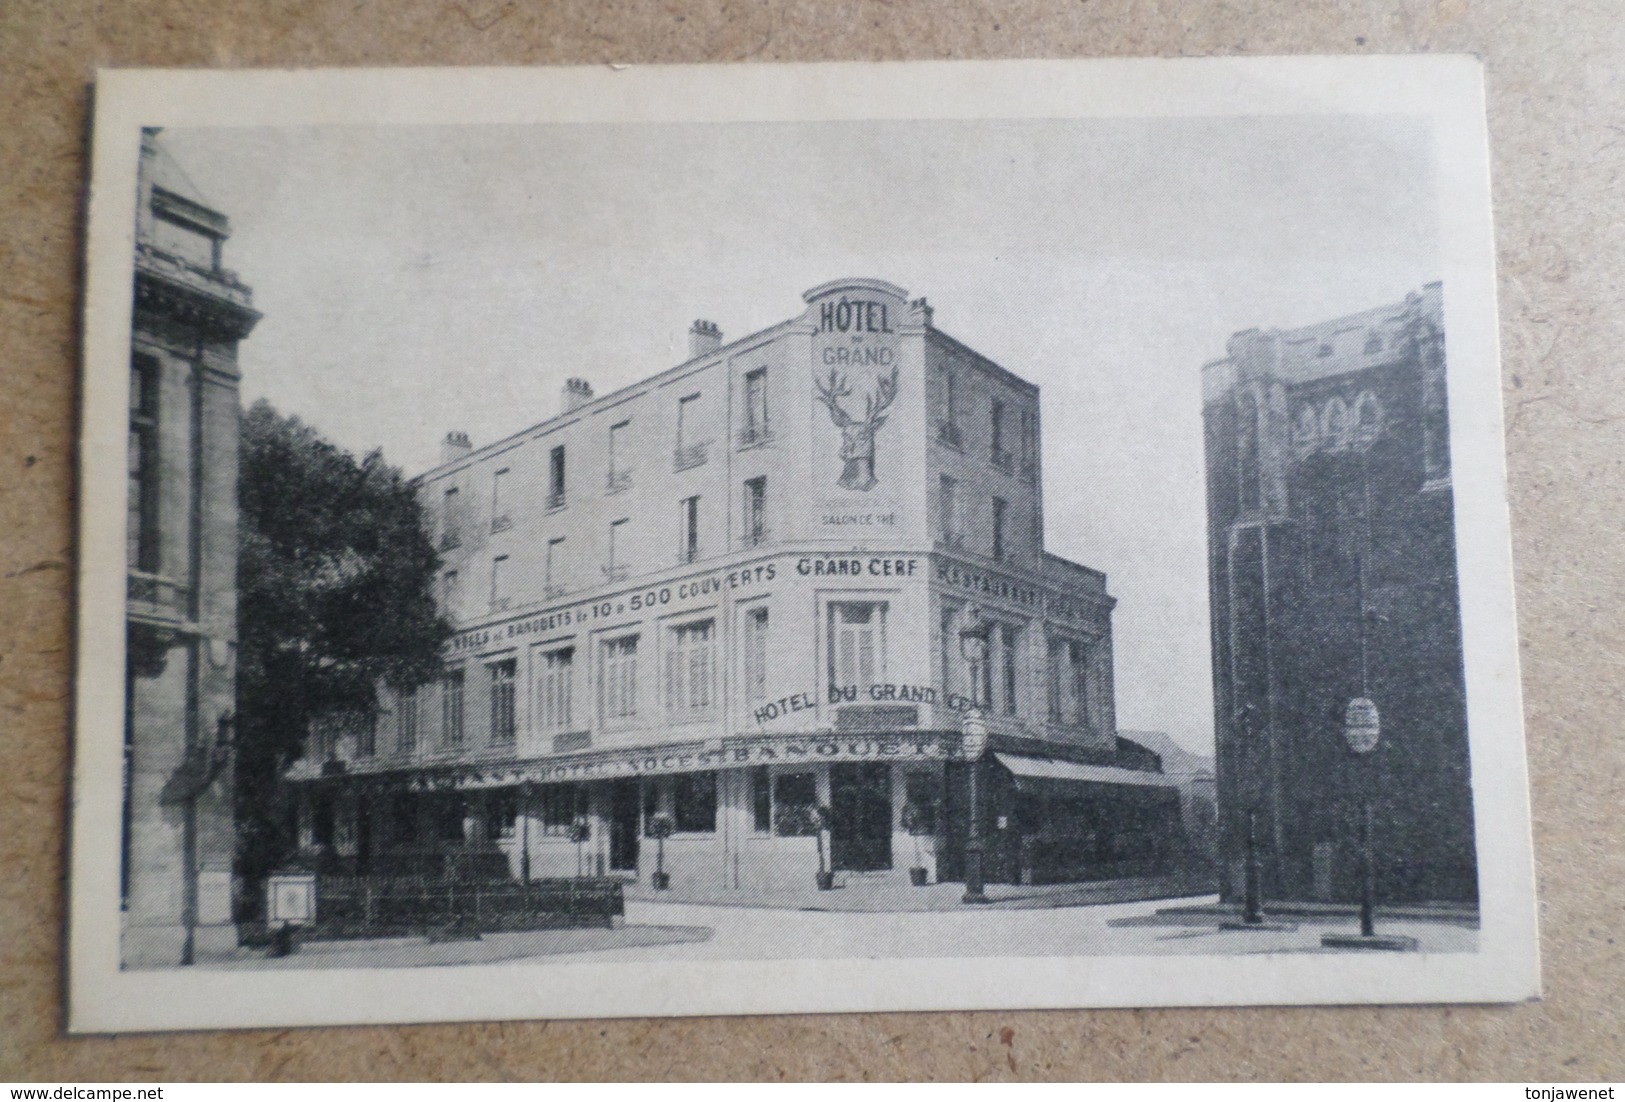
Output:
[{"xmin": 161, "ymin": 115, "xmax": 1439, "ymax": 757}]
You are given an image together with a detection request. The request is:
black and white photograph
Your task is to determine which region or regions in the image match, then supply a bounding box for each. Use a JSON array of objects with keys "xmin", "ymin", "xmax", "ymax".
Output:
[{"xmin": 71, "ymin": 58, "xmax": 1538, "ymax": 1032}]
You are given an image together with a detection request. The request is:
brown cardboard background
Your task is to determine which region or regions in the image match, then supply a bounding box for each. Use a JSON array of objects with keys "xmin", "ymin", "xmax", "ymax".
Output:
[{"xmin": 2, "ymin": 0, "xmax": 1620, "ymax": 1082}]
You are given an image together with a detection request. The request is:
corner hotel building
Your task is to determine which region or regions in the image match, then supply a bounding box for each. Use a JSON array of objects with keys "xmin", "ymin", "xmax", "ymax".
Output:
[{"xmin": 286, "ymin": 278, "xmax": 1185, "ymax": 895}]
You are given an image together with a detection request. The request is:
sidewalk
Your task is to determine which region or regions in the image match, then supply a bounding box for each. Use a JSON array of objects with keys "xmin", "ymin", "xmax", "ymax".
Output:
[
  {"xmin": 196, "ymin": 921, "xmax": 714, "ymax": 970},
  {"xmin": 622, "ymin": 868, "xmax": 1220, "ymax": 912}
]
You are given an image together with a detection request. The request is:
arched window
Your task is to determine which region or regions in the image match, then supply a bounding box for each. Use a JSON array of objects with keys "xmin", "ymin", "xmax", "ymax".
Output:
[
  {"xmin": 1294, "ymin": 402, "xmax": 1320, "ymax": 458},
  {"xmin": 1352, "ymin": 391, "xmax": 1383, "ymax": 450},
  {"xmin": 1322, "ymin": 395, "xmax": 1350, "ymax": 452}
]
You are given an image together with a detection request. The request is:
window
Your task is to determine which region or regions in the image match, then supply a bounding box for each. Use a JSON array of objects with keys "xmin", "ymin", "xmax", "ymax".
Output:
[
  {"xmin": 665, "ymin": 619, "xmax": 717, "ymax": 715},
  {"xmin": 751, "ymin": 766, "xmax": 772, "ymax": 832},
  {"xmin": 904, "ymin": 772, "xmax": 940, "ymax": 832},
  {"xmin": 541, "ymin": 783, "xmax": 587, "ymax": 835},
  {"xmin": 489, "ymin": 658, "xmax": 517, "ymax": 746},
  {"xmin": 490, "ymin": 555, "xmax": 509, "ymax": 610},
  {"xmin": 1019, "ymin": 409, "xmax": 1037, "ymax": 479},
  {"xmin": 990, "ymin": 399, "xmax": 1012, "ymax": 470},
  {"xmin": 742, "ymin": 607, "xmax": 769, "ymax": 704},
  {"xmin": 675, "ymin": 393, "xmax": 706, "ymax": 469},
  {"xmin": 356, "ymin": 712, "xmax": 377, "ymax": 758},
  {"xmin": 773, "ymin": 772, "xmax": 818, "ymax": 836},
  {"xmin": 537, "ymin": 646, "xmax": 574, "ymax": 731},
  {"xmin": 828, "ymin": 602, "xmax": 886, "ymax": 696},
  {"xmin": 673, "ymin": 772, "xmax": 717, "ymax": 833},
  {"xmin": 680, "ymin": 495, "xmax": 700, "ymax": 564},
  {"xmin": 490, "ymin": 468, "xmax": 511, "ymax": 532},
  {"xmin": 742, "ymin": 367, "xmax": 770, "ymax": 445},
  {"xmin": 128, "ymin": 354, "xmax": 161, "ymax": 572},
  {"xmin": 441, "ymin": 570, "xmax": 460, "ymax": 615},
  {"xmin": 1047, "ymin": 638, "xmax": 1090, "ymax": 728},
  {"xmin": 938, "ymin": 475, "xmax": 959, "ymax": 547},
  {"xmin": 1000, "ymin": 623, "xmax": 1020, "ymax": 716},
  {"xmin": 608, "ymin": 420, "xmax": 631, "ymax": 491},
  {"xmin": 548, "ymin": 445, "xmax": 566, "ymax": 509},
  {"xmin": 488, "ymin": 790, "xmax": 519, "ymax": 839},
  {"xmin": 599, "ymin": 634, "xmax": 639, "ymax": 721},
  {"xmin": 545, "ymin": 536, "xmax": 566, "ymax": 597},
  {"xmin": 441, "ymin": 669, "xmax": 465, "ymax": 748},
  {"xmin": 441, "ymin": 486, "xmax": 461, "ymax": 549},
  {"xmin": 744, "ymin": 476, "xmax": 767, "ymax": 546},
  {"xmin": 606, "ymin": 518, "xmax": 630, "ymax": 581},
  {"xmin": 397, "ymin": 688, "xmax": 418, "ymax": 754},
  {"xmin": 992, "ymin": 497, "xmax": 1008, "ymax": 561},
  {"xmin": 938, "ymin": 369, "xmax": 962, "ymax": 447}
]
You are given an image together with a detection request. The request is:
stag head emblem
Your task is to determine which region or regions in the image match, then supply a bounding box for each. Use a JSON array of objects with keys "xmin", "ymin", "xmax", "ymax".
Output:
[{"xmin": 814, "ymin": 364, "xmax": 899, "ymax": 492}]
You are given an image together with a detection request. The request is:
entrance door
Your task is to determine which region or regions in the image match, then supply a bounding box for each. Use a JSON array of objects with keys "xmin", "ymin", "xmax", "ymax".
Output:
[
  {"xmin": 830, "ymin": 763, "xmax": 892, "ymax": 872},
  {"xmin": 609, "ymin": 779, "xmax": 640, "ymax": 872}
]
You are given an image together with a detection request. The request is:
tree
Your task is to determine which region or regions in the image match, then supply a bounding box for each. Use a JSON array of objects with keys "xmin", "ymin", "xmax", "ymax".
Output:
[{"xmin": 235, "ymin": 400, "xmax": 451, "ymax": 883}]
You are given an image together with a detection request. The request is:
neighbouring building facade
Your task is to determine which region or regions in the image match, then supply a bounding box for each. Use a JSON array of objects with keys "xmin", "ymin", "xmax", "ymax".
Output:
[
  {"xmin": 124, "ymin": 130, "xmax": 260, "ymax": 965},
  {"xmin": 286, "ymin": 278, "xmax": 1185, "ymax": 898},
  {"xmin": 1203, "ymin": 283, "xmax": 1478, "ymax": 906}
]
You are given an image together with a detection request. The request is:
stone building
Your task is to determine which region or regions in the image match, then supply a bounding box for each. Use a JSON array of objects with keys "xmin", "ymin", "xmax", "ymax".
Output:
[
  {"xmin": 124, "ymin": 130, "xmax": 260, "ymax": 965},
  {"xmin": 287, "ymin": 278, "xmax": 1185, "ymax": 898},
  {"xmin": 1203, "ymin": 283, "xmax": 1477, "ymax": 906}
]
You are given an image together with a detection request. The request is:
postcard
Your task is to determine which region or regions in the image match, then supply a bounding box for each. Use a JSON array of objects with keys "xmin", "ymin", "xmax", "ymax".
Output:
[{"xmin": 71, "ymin": 57, "xmax": 1537, "ymax": 1032}]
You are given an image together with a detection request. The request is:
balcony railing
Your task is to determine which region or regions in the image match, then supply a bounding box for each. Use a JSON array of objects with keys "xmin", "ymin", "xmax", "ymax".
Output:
[
  {"xmin": 439, "ymin": 530, "xmax": 462, "ymax": 551},
  {"xmin": 936, "ymin": 421, "xmax": 963, "ymax": 449},
  {"xmin": 742, "ymin": 526, "xmax": 772, "ymax": 549},
  {"xmin": 602, "ymin": 563, "xmax": 630, "ymax": 582},
  {"xmin": 544, "ymin": 583, "xmax": 569, "ymax": 599},
  {"xmin": 673, "ymin": 442, "xmax": 709, "ymax": 471},
  {"xmin": 490, "ymin": 514, "xmax": 513, "ymax": 534},
  {"xmin": 606, "ymin": 470, "xmax": 632, "ymax": 494},
  {"xmin": 737, "ymin": 423, "xmax": 774, "ymax": 448},
  {"xmin": 545, "ymin": 490, "xmax": 567, "ymax": 511}
]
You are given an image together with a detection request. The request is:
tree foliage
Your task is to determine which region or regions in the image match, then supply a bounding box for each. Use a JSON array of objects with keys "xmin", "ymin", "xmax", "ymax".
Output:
[{"xmin": 235, "ymin": 400, "xmax": 450, "ymax": 880}]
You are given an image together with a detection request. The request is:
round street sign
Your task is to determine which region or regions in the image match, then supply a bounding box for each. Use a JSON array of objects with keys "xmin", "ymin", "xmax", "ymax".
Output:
[{"xmin": 1344, "ymin": 697, "xmax": 1381, "ymax": 753}]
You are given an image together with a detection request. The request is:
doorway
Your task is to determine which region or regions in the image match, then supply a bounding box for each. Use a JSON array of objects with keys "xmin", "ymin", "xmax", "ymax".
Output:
[
  {"xmin": 609, "ymin": 779, "xmax": 640, "ymax": 872},
  {"xmin": 830, "ymin": 763, "xmax": 892, "ymax": 872}
]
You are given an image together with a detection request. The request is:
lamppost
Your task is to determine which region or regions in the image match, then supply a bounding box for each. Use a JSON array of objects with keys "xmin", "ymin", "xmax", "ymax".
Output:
[
  {"xmin": 958, "ymin": 606, "xmax": 992, "ymax": 905},
  {"xmin": 1321, "ymin": 697, "xmax": 1418, "ymax": 951},
  {"xmin": 1220, "ymin": 702, "xmax": 1293, "ymax": 931}
]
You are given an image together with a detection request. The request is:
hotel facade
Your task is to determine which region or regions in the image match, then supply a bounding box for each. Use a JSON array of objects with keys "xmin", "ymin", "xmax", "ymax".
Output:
[{"xmin": 286, "ymin": 278, "xmax": 1184, "ymax": 896}]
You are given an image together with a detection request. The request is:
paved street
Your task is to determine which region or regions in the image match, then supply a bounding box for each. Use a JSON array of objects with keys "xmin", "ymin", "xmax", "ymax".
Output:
[{"xmin": 199, "ymin": 892, "xmax": 1478, "ymax": 970}]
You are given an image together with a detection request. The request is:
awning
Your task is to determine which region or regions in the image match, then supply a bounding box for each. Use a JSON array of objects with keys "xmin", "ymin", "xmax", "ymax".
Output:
[{"xmin": 993, "ymin": 752, "xmax": 1181, "ymax": 791}]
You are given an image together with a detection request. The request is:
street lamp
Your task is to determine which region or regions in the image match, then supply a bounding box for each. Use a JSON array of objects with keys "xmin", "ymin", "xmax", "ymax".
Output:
[
  {"xmin": 1219, "ymin": 703, "xmax": 1293, "ymax": 932},
  {"xmin": 1321, "ymin": 696, "xmax": 1418, "ymax": 951},
  {"xmin": 958, "ymin": 605, "xmax": 992, "ymax": 905}
]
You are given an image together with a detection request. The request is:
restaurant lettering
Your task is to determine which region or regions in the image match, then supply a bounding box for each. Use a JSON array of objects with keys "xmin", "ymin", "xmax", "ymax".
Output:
[
  {"xmin": 447, "ymin": 563, "xmax": 777, "ymax": 653},
  {"xmin": 796, "ymin": 556, "xmax": 919, "ymax": 577},
  {"xmin": 521, "ymin": 733, "xmax": 958, "ymax": 784},
  {"xmin": 934, "ymin": 560, "xmax": 1042, "ymax": 608}
]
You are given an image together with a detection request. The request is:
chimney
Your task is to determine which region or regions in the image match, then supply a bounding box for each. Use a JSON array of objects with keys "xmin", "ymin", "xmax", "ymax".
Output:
[
  {"xmin": 441, "ymin": 430, "xmax": 472, "ymax": 464},
  {"xmin": 688, "ymin": 319, "xmax": 722, "ymax": 359},
  {"xmin": 562, "ymin": 377, "xmax": 594, "ymax": 413}
]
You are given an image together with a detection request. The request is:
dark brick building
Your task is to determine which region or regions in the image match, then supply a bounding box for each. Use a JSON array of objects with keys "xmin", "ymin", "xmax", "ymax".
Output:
[{"xmin": 1203, "ymin": 283, "xmax": 1477, "ymax": 906}]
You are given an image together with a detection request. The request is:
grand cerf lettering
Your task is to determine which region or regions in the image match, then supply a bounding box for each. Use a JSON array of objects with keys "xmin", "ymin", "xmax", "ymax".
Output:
[{"xmin": 814, "ymin": 362, "xmax": 899, "ymax": 492}]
